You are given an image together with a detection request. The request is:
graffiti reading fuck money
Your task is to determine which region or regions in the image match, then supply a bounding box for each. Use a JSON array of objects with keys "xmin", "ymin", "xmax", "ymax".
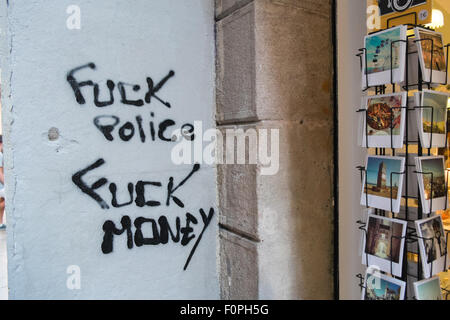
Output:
[{"xmin": 67, "ymin": 63, "xmax": 214, "ymax": 270}]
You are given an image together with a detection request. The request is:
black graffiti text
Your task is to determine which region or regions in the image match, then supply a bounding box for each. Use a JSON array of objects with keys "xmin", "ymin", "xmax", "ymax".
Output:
[
  {"xmin": 101, "ymin": 208, "xmax": 215, "ymax": 270},
  {"xmin": 67, "ymin": 62, "xmax": 175, "ymax": 108},
  {"xmin": 72, "ymin": 159, "xmax": 200, "ymax": 210},
  {"xmin": 93, "ymin": 114, "xmax": 194, "ymax": 143}
]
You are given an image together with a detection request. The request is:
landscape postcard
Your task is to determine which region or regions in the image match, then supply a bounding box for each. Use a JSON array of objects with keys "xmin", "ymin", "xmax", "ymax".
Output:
[
  {"xmin": 364, "ymin": 157, "xmax": 402, "ymax": 199},
  {"xmin": 416, "ymin": 156, "xmax": 447, "ymax": 213},
  {"xmin": 415, "ymin": 28, "xmax": 447, "ymax": 84},
  {"xmin": 361, "ymin": 155, "xmax": 405, "ymax": 213},
  {"xmin": 422, "ymin": 92, "xmax": 447, "ymax": 134},
  {"xmin": 420, "ymin": 157, "xmax": 446, "ymax": 200},
  {"xmin": 418, "ymin": 90, "xmax": 449, "ymax": 148}
]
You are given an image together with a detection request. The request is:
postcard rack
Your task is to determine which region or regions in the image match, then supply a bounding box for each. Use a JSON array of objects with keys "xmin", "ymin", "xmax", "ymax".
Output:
[{"xmin": 355, "ymin": 23, "xmax": 450, "ymax": 300}]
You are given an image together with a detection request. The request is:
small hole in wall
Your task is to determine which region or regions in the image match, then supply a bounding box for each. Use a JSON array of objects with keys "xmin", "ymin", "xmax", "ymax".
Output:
[{"xmin": 48, "ymin": 127, "xmax": 60, "ymax": 141}]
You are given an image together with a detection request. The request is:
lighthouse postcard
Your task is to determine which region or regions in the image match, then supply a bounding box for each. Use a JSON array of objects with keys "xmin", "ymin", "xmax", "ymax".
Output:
[{"xmin": 360, "ymin": 155, "xmax": 405, "ymax": 213}]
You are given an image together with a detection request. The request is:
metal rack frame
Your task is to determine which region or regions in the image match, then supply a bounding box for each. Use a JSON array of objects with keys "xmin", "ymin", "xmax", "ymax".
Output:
[{"xmin": 355, "ymin": 22, "xmax": 450, "ymax": 300}]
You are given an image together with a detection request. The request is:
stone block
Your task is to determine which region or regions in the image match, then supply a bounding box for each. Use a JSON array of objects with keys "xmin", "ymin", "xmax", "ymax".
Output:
[
  {"xmin": 216, "ymin": 2, "xmax": 257, "ymax": 124},
  {"xmin": 217, "ymin": 163, "xmax": 258, "ymax": 239},
  {"xmin": 215, "ymin": 0, "xmax": 254, "ymax": 19},
  {"xmin": 244, "ymin": 119, "xmax": 333, "ymax": 299},
  {"xmin": 220, "ymin": 228, "xmax": 258, "ymax": 299},
  {"xmin": 256, "ymin": 119, "xmax": 334, "ymax": 299},
  {"xmin": 217, "ymin": 124, "xmax": 259, "ymax": 239},
  {"xmin": 265, "ymin": 0, "xmax": 332, "ymax": 17},
  {"xmin": 216, "ymin": 0, "xmax": 333, "ymax": 124},
  {"xmin": 218, "ymin": 119, "xmax": 334, "ymax": 299},
  {"xmin": 254, "ymin": 0, "xmax": 333, "ymax": 121}
]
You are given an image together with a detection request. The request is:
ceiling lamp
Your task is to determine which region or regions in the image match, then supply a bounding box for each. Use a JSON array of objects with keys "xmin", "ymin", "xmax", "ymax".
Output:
[{"xmin": 425, "ymin": 9, "xmax": 444, "ymax": 29}]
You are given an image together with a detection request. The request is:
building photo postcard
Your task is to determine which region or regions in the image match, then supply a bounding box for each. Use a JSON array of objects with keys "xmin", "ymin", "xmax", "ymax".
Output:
[
  {"xmin": 415, "ymin": 215, "xmax": 448, "ymax": 278},
  {"xmin": 360, "ymin": 155, "xmax": 405, "ymax": 213},
  {"xmin": 361, "ymin": 213, "xmax": 407, "ymax": 277},
  {"xmin": 361, "ymin": 269, "xmax": 406, "ymax": 300}
]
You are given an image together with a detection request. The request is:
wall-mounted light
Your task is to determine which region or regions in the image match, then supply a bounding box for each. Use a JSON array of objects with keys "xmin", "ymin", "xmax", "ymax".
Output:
[{"xmin": 425, "ymin": 9, "xmax": 445, "ymax": 29}]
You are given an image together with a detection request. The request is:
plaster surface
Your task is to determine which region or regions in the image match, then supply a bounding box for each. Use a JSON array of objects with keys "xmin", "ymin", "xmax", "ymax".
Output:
[{"xmin": 0, "ymin": 0, "xmax": 218, "ymax": 299}]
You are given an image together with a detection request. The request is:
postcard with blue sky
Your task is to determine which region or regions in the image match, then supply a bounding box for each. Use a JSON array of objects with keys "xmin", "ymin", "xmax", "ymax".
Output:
[
  {"xmin": 366, "ymin": 28, "xmax": 401, "ymax": 75},
  {"xmin": 366, "ymin": 157, "xmax": 402, "ymax": 199}
]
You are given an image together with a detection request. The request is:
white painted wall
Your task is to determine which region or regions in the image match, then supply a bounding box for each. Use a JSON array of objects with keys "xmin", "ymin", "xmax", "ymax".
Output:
[
  {"xmin": 0, "ymin": 0, "xmax": 218, "ymax": 299},
  {"xmin": 337, "ymin": 0, "xmax": 367, "ymax": 300}
]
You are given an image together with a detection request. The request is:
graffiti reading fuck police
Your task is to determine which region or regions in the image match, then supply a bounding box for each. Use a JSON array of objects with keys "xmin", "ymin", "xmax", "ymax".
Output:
[
  {"xmin": 67, "ymin": 63, "xmax": 214, "ymax": 270},
  {"xmin": 67, "ymin": 63, "xmax": 195, "ymax": 143}
]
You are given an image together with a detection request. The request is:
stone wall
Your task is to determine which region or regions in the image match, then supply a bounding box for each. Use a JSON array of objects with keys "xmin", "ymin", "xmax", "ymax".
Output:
[{"xmin": 216, "ymin": 0, "xmax": 335, "ymax": 299}]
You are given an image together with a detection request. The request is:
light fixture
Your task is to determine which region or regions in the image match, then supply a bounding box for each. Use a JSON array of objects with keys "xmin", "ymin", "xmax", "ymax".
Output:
[{"xmin": 425, "ymin": 9, "xmax": 444, "ymax": 29}]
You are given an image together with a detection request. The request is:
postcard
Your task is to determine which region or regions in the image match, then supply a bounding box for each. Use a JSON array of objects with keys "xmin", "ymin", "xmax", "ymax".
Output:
[
  {"xmin": 415, "ymin": 156, "xmax": 448, "ymax": 214},
  {"xmin": 362, "ymin": 25, "xmax": 407, "ymax": 89},
  {"xmin": 361, "ymin": 92, "xmax": 407, "ymax": 148},
  {"xmin": 361, "ymin": 268, "xmax": 406, "ymax": 300},
  {"xmin": 401, "ymin": 37, "xmax": 439, "ymax": 89},
  {"xmin": 414, "ymin": 276, "xmax": 443, "ymax": 300},
  {"xmin": 360, "ymin": 155, "xmax": 405, "ymax": 213},
  {"xmin": 415, "ymin": 90, "xmax": 449, "ymax": 148},
  {"xmin": 361, "ymin": 213, "xmax": 407, "ymax": 277},
  {"xmin": 415, "ymin": 215, "xmax": 448, "ymax": 278},
  {"xmin": 414, "ymin": 27, "xmax": 447, "ymax": 85}
]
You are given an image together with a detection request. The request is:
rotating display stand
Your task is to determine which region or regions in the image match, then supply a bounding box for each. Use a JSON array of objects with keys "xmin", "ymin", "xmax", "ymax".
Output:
[{"xmin": 354, "ymin": 13, "xmax": 450, "ymax": 300}]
